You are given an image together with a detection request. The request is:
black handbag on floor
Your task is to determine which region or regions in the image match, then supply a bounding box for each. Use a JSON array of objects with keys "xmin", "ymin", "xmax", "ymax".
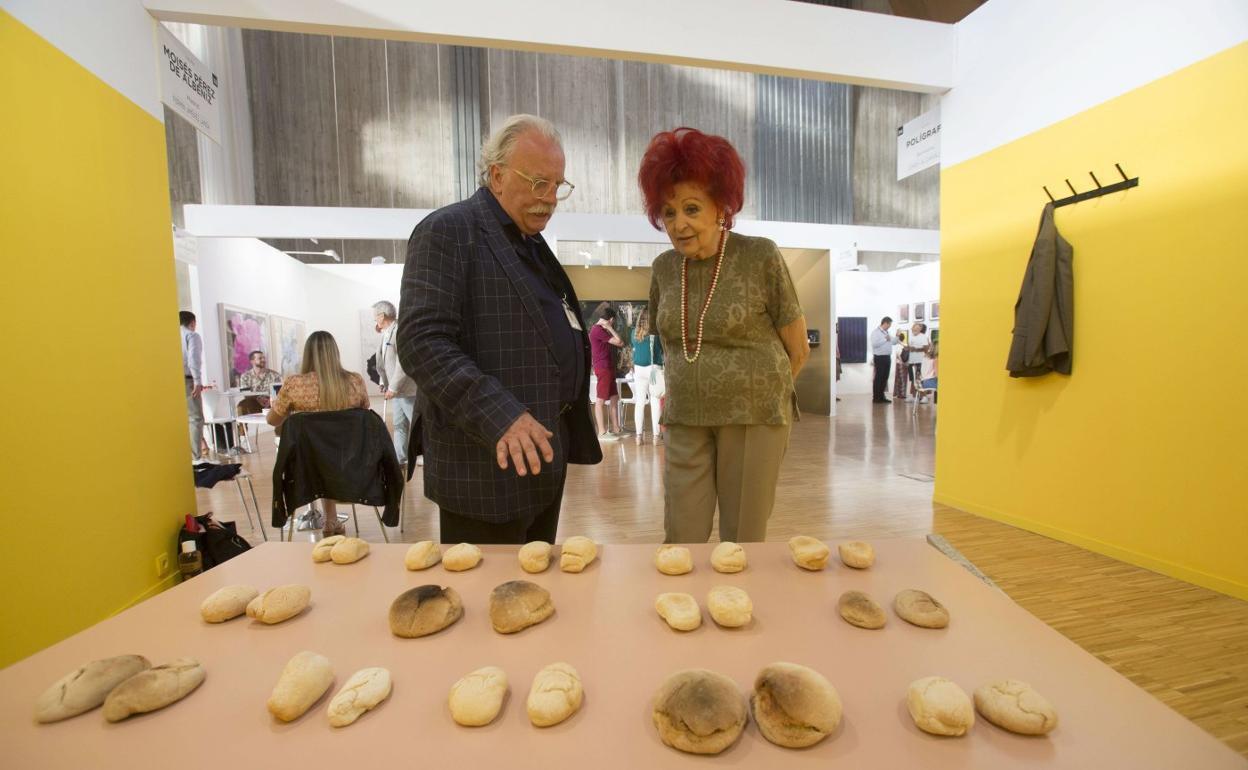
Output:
[{"xmin": 179, "ymin": 513, "xmax": 251, "ymax": 570}]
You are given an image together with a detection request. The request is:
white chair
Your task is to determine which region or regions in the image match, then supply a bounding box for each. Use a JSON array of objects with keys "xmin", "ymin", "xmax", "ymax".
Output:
[
  {"xmin": 615, "ymin": 376, "xmax": 643, "ymax": 432},
  {"xmin": 200, "ymin": 391, "xmax": 239, "ymax": 457},
  {"xmin": 912, "ymin": 379, "xmax": 937, "ymax": 417},
  {"xmin": 236, "ymin": 412, "xmax": 272, "ymax": 460}
]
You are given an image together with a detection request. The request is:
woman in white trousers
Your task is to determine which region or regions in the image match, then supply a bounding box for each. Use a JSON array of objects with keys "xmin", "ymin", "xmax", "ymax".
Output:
[{"xmin": 630, "ymin": 308, "xmax": 665, "ymax": 444}]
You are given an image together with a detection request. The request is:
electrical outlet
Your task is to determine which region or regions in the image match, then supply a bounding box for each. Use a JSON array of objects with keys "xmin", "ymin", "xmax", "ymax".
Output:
[{"xmin": 155, "ymin": 553, "xmax": 170, "ymax": 577}]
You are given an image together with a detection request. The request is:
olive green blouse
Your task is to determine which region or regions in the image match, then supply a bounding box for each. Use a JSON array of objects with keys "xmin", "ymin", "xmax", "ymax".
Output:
[{"xmin": 649, "ymin": 232, "xmax": 803, "ymax": 427}]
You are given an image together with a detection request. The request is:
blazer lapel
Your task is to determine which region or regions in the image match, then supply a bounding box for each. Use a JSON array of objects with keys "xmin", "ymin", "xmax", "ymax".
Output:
[{"xmin": 471, "ymin": 190, "xmax": 557, "ymax": 356}]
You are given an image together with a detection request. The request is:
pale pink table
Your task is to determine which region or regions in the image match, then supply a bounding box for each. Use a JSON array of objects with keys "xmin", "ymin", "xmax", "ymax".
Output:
[{"xmin": 3, "ymin": 540, "xmax": 1244, "ymax": 768}]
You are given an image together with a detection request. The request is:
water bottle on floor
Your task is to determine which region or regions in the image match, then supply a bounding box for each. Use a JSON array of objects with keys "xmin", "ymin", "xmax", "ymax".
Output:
[{"xmin": 178, "ymin": 541, "xmax": 203, "ymax": 581}]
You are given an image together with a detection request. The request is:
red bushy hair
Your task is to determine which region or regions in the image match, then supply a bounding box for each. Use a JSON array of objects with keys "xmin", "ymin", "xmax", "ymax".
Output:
[{"xmin": 637, "ymin": 127, "xmax": 746, "ymax": 230}]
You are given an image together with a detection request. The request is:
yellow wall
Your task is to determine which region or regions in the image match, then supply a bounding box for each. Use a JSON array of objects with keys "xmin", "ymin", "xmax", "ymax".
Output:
[
  {"xmin": 783, "ymin": 248, "xmax": 832, "ymax": 415},
  {"xmin": 935, "ymin": 43, "xmax": 1248, "ymax": 600},
  {"xmin": 0, "ymin": 11, "xmax": 195, "ymax": 666}
]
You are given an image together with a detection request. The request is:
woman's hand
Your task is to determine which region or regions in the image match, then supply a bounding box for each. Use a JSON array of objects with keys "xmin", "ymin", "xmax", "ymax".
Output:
[{"xmin": 778, "ymin": 316, "xmax": 811, "ymax": 380}]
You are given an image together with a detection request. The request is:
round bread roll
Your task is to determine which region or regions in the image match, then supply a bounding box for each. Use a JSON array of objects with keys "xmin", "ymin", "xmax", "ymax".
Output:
[
  {"xmin": 443, "ymin": 542, "xmax": 483, "ymax": 571},
  {"xmin": 837, "ymin": 590, "xmax": 886, "ymax": 629},
  {"xmin": 327, "ymin": 667, "xmax": 392, "ymax": 727},
  {"xmin": 245, "ymin": 584, "xmax": 311, "ymax": 624},
  {"xmin": 519, "ymin": 541, "xmax": 552, "ymax": 573},
  {"xmin": 655, "ymin": 592, "xmax": 702, "ymax": 631},
  {"xmin": 312, "ymin": 535, "xmax": 345, "ymax": 563},
  {"xmin": 404, "ymin": 541, "xmax": 442, "ymax": 571},
  {"xmin": 448, "ymin": 666, "xmax": 508, "ymax": 726},
  {"xmin": 489, "ymin": 580, "xmax": 555, "ymax": 634},
  {"xmin": 527, "ymin": 662, "xmax": 584, "ymax": 727},
  {"xmin": 707, "ymin": 586, "xmax": 753, "ymax": 628},
  {"xmin": 710, "ymin": 541, "xmax": 746, "ymax": 573},
  {"xmin": 35, "ymin": 655, "xmax": 151, "ymax": 723},
  {"xmin": 894, "ymin": 589, "xmax": 950, "ymax": 629},
  {"xmin": 907, "ymin": 676, "xmax": 974, "ymax": 736},
  {"xmin": 752, "ymin": 662, "xmax": 842, "ymax": 748},
  {"xmin": 559, "ymin": 536, "xmax": 598, "ymax": 572},
  {"xmin": 655, "ymin": 545, "xmax": 693, "ymax": 575},
  {"xmin": 788, "ymin": 536, "xmax": 830, "ymax": 570},
  {"xmin": 652, "ymin": 669, "xmax": 746, "ymax": 755},
  {"xmin": 268, "ymin": 651, "xmax": 334, "ymax": 723},
  {"xmin": 329, "ymin": 537, "xmax": 370, "ymax": 564},
  {"xmin": 837, "ymin": 540, "xmax": 875, "ymax": 569},
  {"xmin": 200, "ymin": 585, "xmax": 259, "ymax": 623},
  {"xmin": 389, "ymin": 585, "xmax": 463, "ymax": 638},
  {"xmin": 102, "ymin": 658, "xmax": 205, "ymax": 722},
  {"xmin": 974, "ymin": 680, "xmax": 1058, "ymax": 735}
]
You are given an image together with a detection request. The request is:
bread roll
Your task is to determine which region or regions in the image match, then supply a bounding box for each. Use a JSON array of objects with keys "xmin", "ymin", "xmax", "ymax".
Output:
[
  {"xmin": 974, "ymin": 680, "xmax": 1058, "ymax": 735},
  {"xmin": 788, "ymin": 536, "xmax": 830, "ymax": 570},
  {"xmin": 389, "ymin": 585, "xmax": 463, "ymax": 638},
  {"xmin": 489, "ymin": 580, "xmax": 554, "ymax": 634},
  {"xmin": 312, "ymin": 535, "xmax": 344, "ymax": 563},
  {"xmin": 655, "ymin": 592, "xmax": 702, "ymax": 631},
  {"xmin": 837, "ymin": 590, "xmax": 886, "ymax": 629},
  {"xmin": 894, "ymin": 589, "xmax": 949, "ymax": 629},
  {"xmin": 707, "ymin": 586, "xmax": 753, "ymax": 628},
  {"xmin": 101, "ymin": 658, "xmax": 205, "ymax": 722},
  {"xmin": 200, "ymin": 585, "xmax": 259, "ymax": 623},
  {"xmin": 752, "ymin": 662, "xmax": 842, "ymax": 748},
  {"xmin": 443, "ymin": 543, "xmax": 482, "ymax": 571},
  {"xmin": 329, "ymin": 537, "xmax": 370, "ymax": 564},
  {"xmin": 907, "ymin": 676, "xmax": 974, "ymax": 736},
  {"xmin": 245, "ymin": 584, "xmax": 311, "ymax": 624},
  {"xmin": 837, "ymin": 540, "xmax": 875, "ymax": 569},
  {"xmin": 527, "ymin": 662, "xmax": 583, "ymax": 727},
  {"xmin": 710, "ymin": 542, "xmax": 746, "ymax": 573},
  {"xmin": 327, "ymin": 667, "xmax": 392, "ymax": 727},
  {"xmin": 34, "ymin": 655, "xmax": 151, "ymax": 723},
  {"xmin": 405, "ymin": 541, "xmax": 442, "ymax": 570},
  {"xmin": 518, "ymin": 541, "xmax": 552, "ymax": 573},
  {"xmin": 655, "ymin": 545, "xmax": 693, "ymax": 575},
  {"xmin": 448, "ymin": 666, "xmax": 508, "ymax": 726},
  {"xmin": 267, "ymin": 651, "xmax": 334, "ymax": 722},
  {"xmin": 559, "ymin": 536, "xmax": 597, "ymax": 573},
  {"xmin": 652, "ymin": 669, "xmax": 746, "ymax": 755}
]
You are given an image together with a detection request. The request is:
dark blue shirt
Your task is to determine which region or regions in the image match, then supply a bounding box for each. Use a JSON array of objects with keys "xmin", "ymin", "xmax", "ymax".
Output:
[{"xmin": 482, "ymin": 191, "xmax": 586, "ymax": 407}]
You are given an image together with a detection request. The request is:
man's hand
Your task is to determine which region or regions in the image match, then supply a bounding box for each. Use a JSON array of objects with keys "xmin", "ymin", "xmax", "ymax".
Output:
[
  {"xmin": 191, "ymin": 385, "xmax": 203, "ymax": 398},
  {"xmin": 384, "ymin": 390, "xmax": 396, "ymax": 400},
  {"xmin": 496, "ymin": 412, "xmax": 554, "ymax": 477}
]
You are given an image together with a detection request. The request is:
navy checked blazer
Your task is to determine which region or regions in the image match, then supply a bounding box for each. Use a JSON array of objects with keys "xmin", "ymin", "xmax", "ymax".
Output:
[{"xmin": 397, "ymin": 188, "xmax": 602, "ymax": 523}]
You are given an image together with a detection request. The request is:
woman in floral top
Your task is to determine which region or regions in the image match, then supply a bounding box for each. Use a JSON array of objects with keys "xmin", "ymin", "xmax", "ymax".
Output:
[
  {"xmin": 641, "ymin": 128, "xmax": 810, "ymax": 543},
  {"xmin": 267, "ymin": 331, "xmax": 370, "ymax": 535}
]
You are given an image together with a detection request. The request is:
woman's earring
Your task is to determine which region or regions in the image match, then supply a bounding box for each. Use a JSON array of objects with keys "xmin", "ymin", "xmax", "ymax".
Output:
[{"xmin": 717, "ymin": 217, "xmax": 726, "ymax": 231}]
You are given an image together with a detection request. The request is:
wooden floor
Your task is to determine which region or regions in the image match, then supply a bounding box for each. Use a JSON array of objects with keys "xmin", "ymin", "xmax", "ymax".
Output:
[{"xmin": 196, "ymin": 398, "xmax": 1247, "ymax": 757}]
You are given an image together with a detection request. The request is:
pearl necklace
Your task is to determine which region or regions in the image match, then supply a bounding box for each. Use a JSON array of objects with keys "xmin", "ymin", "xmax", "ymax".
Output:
[{"xmin": 680, "ymin": 230, "xmax": 729, "ymax": 363}]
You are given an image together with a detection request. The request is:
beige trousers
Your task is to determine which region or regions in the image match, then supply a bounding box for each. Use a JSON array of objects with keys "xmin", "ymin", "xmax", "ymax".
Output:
[{"xmin": 663, "ymin": 422, "xmax": 792, "ymax": 543}]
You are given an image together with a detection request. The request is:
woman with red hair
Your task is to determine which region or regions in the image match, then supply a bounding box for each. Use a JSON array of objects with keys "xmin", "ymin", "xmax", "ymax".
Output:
[{"xmin": 641, "ymin": 127, "xmax": 810, "ymax": 543}]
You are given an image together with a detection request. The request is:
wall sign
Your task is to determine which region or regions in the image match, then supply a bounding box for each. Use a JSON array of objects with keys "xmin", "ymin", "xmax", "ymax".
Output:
[
  {"xmin": 157, "ymin": 25, "xmax": 221, "ymax": 145},
  {"xmin": 897, "ymin": 106, "xmax": 940, "ymax": 180}
]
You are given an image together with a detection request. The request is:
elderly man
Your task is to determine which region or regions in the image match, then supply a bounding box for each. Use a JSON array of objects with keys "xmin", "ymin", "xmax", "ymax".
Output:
[
  {"xmin": 870, "ymin": 316, "xmax": 900, "ymax": 404},
  {"xmin": 373, "ymin": 300, "xmax": 419, "ymax": 467},
  {"xmin": 398, "ymin": 114, "xmax": 601, "ymax": 544}
]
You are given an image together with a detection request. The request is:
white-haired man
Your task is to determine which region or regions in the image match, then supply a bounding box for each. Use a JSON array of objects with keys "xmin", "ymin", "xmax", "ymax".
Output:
[
  {"xmin": 373, "ymin": 300, "xmax": 419, "ymax": 467},
  {"xmin": 398, "ymin": 114, "xmax": 602, "ymax": 544}
]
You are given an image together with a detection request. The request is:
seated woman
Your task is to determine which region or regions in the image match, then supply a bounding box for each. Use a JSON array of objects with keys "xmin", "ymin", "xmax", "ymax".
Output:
[{"xmin": 267, "ymin": 331, "xmax": 371, "ymax": 536}]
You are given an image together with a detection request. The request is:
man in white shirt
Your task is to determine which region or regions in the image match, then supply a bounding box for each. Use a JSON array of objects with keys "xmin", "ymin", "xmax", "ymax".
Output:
[
  {"xmin": 373, "ymin": 300, "xmax": 420, "ymax": 467},
  {"xmin": 869, "ymin": 316, "xmax": 899, "ymax": 404},
  {"xmin": 180, "ymin": 310, "xmax": 205, "ymax": 461},
  {"xmin": 906, "ymin": 322, "xmax": 931, "ymax": 401}
]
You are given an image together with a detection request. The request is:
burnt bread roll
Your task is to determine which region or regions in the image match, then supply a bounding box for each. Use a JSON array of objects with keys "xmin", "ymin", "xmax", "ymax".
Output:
[
  {"xmin": 652, "ymin": 669, "xmax": 746, "ymax": 755},
  {"xmin": 751, "ymin": 662, "xmax": 842, "ymax": 748},
  {"xmin": 389, "ymin": 585, "xmax": 464, "ymax": 638}
]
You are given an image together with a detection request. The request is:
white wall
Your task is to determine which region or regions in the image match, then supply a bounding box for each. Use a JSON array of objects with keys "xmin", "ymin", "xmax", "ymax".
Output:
[
  {"xmin": 194, "ymin": 238, "xmax": 384, "ymax": 386},
  {"xmin": 835, "ymin": 263, "xmax": 940, "ymax": 396},
  {"xmin": 944, "ymin": 0, "xmax": 1248, "ymax": 166}
]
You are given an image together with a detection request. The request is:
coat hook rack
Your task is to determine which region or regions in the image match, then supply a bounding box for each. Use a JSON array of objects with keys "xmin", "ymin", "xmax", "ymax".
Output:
[{"xmin": 1044, "ymin": 163, "xmax": 1139, "ymax": 208}]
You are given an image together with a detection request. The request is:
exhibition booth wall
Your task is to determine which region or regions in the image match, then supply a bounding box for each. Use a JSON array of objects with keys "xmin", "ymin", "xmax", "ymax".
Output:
[
  {"xmin": 0, "ymin": 7, "xmax": 195, "ymax": 667},
  {"xmin": 935, "ymin": 3, "xmax": 1248, "ymax": 599},
  {"xmin": 836, "ymin": 262, "xmax": 941, "ymax": 396}
]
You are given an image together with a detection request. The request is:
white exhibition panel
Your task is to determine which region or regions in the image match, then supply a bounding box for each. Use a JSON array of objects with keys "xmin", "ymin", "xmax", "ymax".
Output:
[
  {"xmin": 182, "ymin": 204, "xmax": 941, "ymax": 263},
  {"xmin": 836, "ymin": 263, "xmax": 940, "ymax": 396},
  {"xmin": 942, "ymin": 0, "xmax": 1248, "ymax": 166},
  {"xmin": 141, "ymin": 0, "xmax": 955, "ymax": 92}
]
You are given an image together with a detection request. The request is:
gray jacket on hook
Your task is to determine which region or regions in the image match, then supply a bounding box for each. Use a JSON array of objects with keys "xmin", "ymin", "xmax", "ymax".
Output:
[{"xmin": 1006, "ymin": 203, "xmax": 1074, "ymax": 377}]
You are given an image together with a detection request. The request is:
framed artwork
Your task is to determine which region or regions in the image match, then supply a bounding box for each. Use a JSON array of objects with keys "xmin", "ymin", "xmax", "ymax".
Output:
[
  {"xmin": 219, "ymin": 304, "xmax": 270, "ymax": 389},
  {"xmin": 929, "ymin": 301, "xmax": 940, "ymax": 320},
  {"xmin": 913, "ymin": 302, "xmax": 926, "ymax": 321},
  {"xmin": 580, "ymin": 299, "xmax": 648, "ymax": 374},
  {"xmin": 269, "ymin": 315, "xmax": 306, "ymax": 379},
  {"xmin": 898, "ymin": 303, "xmax": 910, "ymax": 323}
]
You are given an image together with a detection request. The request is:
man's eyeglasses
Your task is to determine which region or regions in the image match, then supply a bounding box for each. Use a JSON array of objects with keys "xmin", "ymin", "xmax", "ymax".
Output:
[{"xmin": 507, "ymin": 166, "xmax": 575, "ymax": 201}]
